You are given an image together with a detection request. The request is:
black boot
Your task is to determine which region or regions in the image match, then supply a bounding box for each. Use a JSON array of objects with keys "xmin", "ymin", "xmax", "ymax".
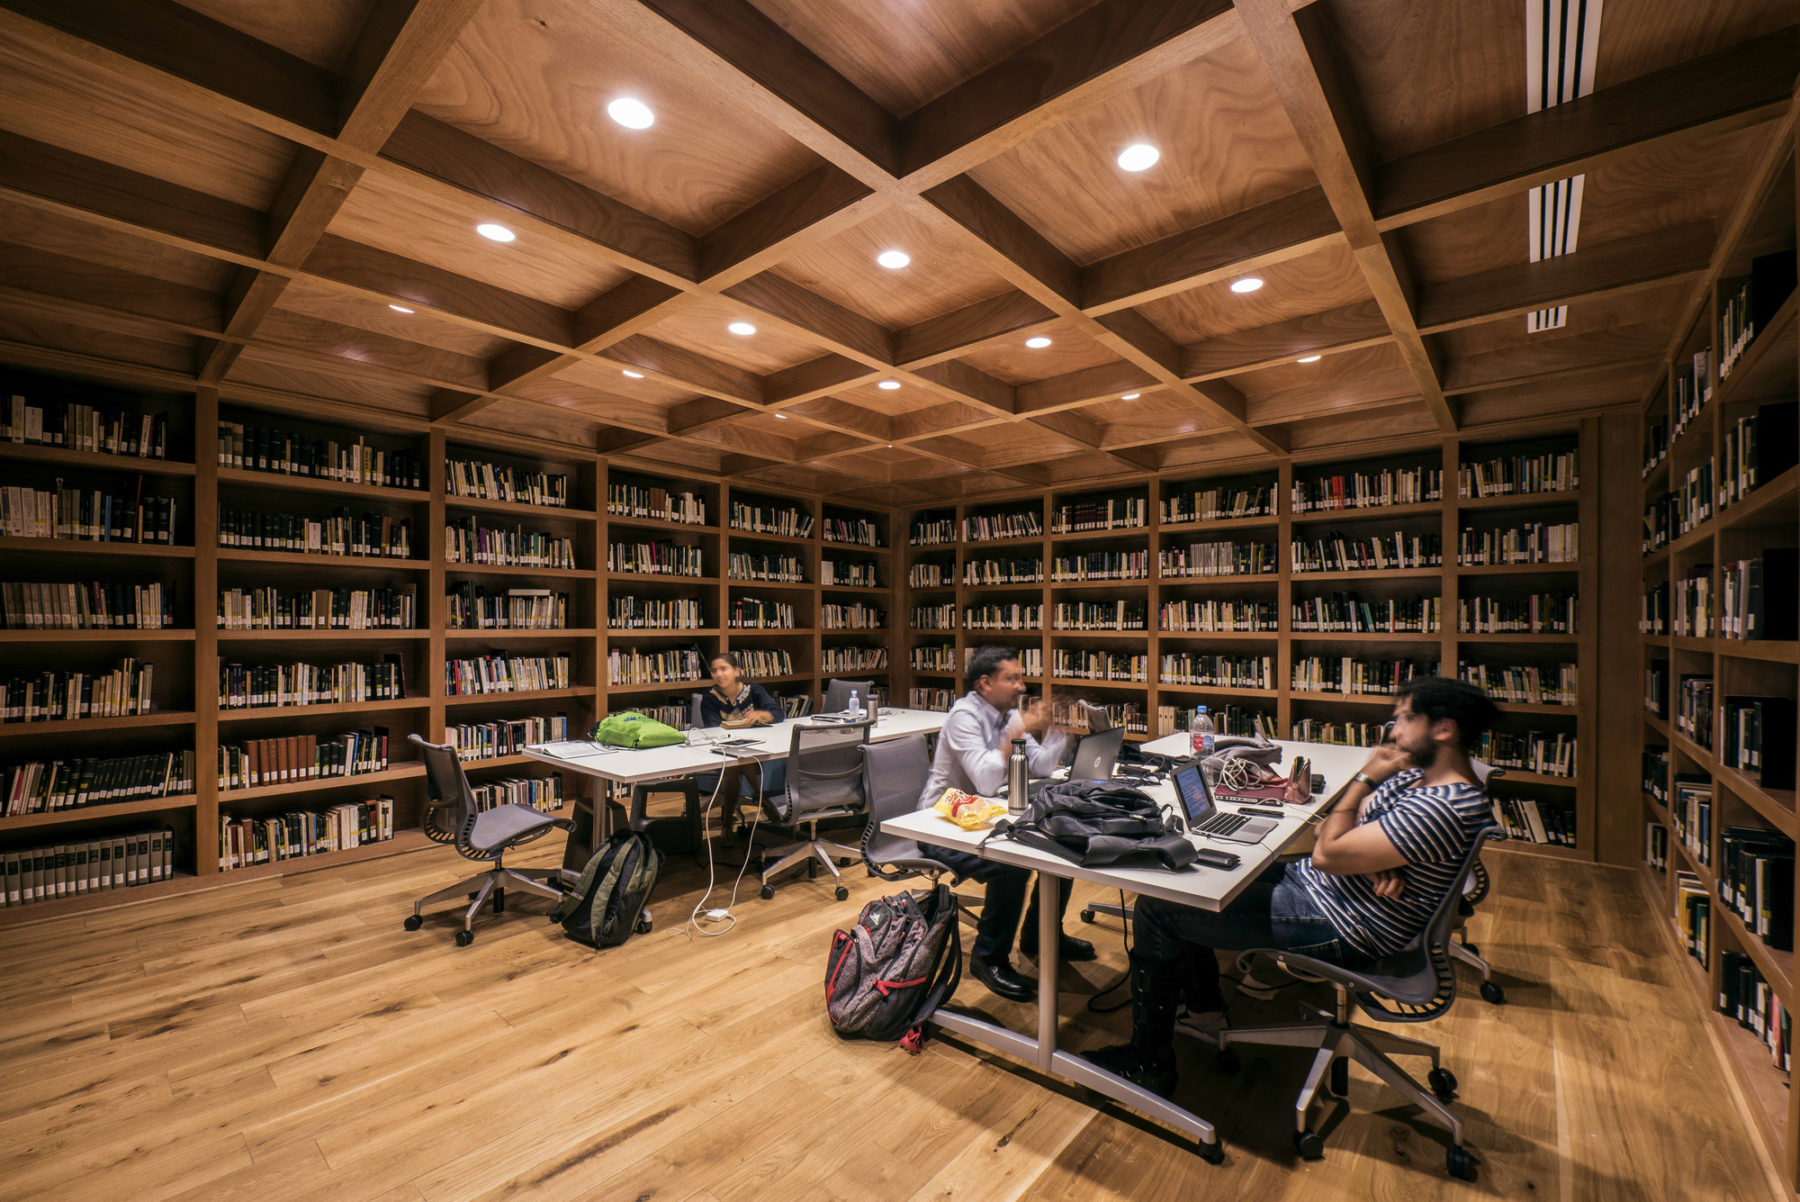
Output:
[{"xmin": 1082, "ymin": 954, "xmax": 1181, "ymax": 1096}]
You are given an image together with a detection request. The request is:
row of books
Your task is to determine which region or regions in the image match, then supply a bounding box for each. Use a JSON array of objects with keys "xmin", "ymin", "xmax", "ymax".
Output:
[
  {"xmin": 6, "ymin": 394, "xmax": 169, "ymax": 458},
  {"xmin": 1644, "ymin": 663, "xmax": 1667, "ymax": 718},
  {"xmin": 963, "ymin": 557, "xmax": 1043, "ymax": 584},
  {"xmin": 218, "ymin": 798, "xmax": 395, "ymax": 870},
  {"xmin": 730, "ymin": 501, "xmax": 812, "ymax": 538},
  {"xmin": 1679, "ymin": 460, "xmax": 1714, "ymax": 534},
  {"xmin": 1646, "ymin": 822, "xmax": 1669, "ymax": 871},
  {"xmin": 1676, "ymin": 675, "xmax": 1714, "ymax": 750},
  {"xmin": 1643, "ymin": 417, "xmax": 1669, "ymax": 477},
  {"xmin": 821, "ymin": 603, "xmax": 883, "ymax": 630},
  {"xmin": 1160, "ymin": 599, "xmax": 1278, "ymax": 632},
  {"xmin": 1717, "ymin": 255, "xmax": 1796, "ymax": 380},
  {"xmin": 1051, "ymin": 497, "xmax": 1147, "ymax": 533},
  {"xmin": 1060, "ymin": 700, "xmax": 1148, "ymax": 735},
  {"xmin": 2, "ymin": 659, "xmax": 155, "ymax": 723},
  {"xmin": 608, "ymin": 597, "xmax": 703, "ymax": 629},
  {"xmin": 448, "ymin": 521, "xmax": 576, "ymax": 569},
  {"xmin": 1459, "ymin": 593, "xmax": 1576, "ymax": 634},
  {"xmin": 1050, "ymin": 650, "xmax": 1147, "ymax": 683},
  {"xmin": 1673, "ymin": 779, "xmax": 1712, "ymax": 866},
  {"xmin": 909, "ymin": 687, "xmax": 954, "ymax": 711},
  {"xmin": 1291, "ymin": 533, "xmax": 1441, "ymax": 572},
  {"xmin": 1291, "ymin": 657, "xmax": 1437, "ymax": 696},
  {"xmin": 911, "ymin": 644, "xmax": 956, "ymax": 672},
  {"xmin": 1, "ymin": 580, "xmax": 175, "ymax": 630},
  {"xmin": 218, "ymin": 506, "xmax": 413, "ymax": 559},
  {"xmin": 449, "ymin": 714, "xmax": 568, "ymax": 761},
  {"xmin": 1671, "ymin": 349, "xmax": 1711, "ymax": 442},
  {"xmin": 1719, "ymin": 402, "xmax": 1798, "ymax": 509},
  {"xmin": 446, "ymin": 586, "xmax": 567, "ymax": 631},
  {"xmin": 821, "ymin": 646, "xmax": 888, "ymax": 673},
  {"xmin": 962, "ymin": 511, "xmax": 1041, "ymax": 542},
  {"xmin": 1489, "ymin": 794, "xmax": 1574, "ymax": 845},
  {"xmin": 1673, "ymin": 569, "xmax": 1711, "ymax": 637},
  {"xmin": 727, "ymin": 552, "xmax": 804, "ymax": 582},
  {"xmin": 1643, "ymin": 492, "xmax": 1674, "ymax": 553},
  {"xmin": 1455, "ymin": 523, "xmax": 1577, "ymax": 565},
  {"xmin": 820, "ymin": 559, "xmax": 879, "ymax": 587},
  {"xmin": 1643, "ymin": 746, "xmax": 1669, "ymax": 803},
  {"xmin": 5, "ymin": 750, "xmax": 196, "ymax": 816},
  {"xmin": 1161, "ymin": 540, "xmax": 1276, "ymax": 577},
  {"xmin": 446, "ymin": 655, "xmax": 570, "ymax": 695},
  {"xmin": 218, "ymin": 585, "xmax": 417, "ymax": 631},
  {"xmin": 607, "ymin": 647, "xmax": 706, "ymax": 686},
  {"xmin": 4, "ymin": 829, "xmax": 173, "ymax": 906},
  {"xmin": 1166, "ymin": 704, "xmax": 1269, "ymax": 738},
  {"xmin": 1455, "ymin": 662, "xmax": 1578, "ymax": 706},
  {"xmin": 1054, "ymin": 601, "xmax": 1147, "ymax": 631},
  {"xmin": 1718, "ymin": 950, "xmax": 1791, "ymax": 1074},
  {"xmin": 1291, "ymin": 467, "xmax": 1441, "ymax": 512},
  {"xmin": 910, "ymin": 518, "xmax": 956, "ymax": 546},
  {"xmin": 908, "ymin": 562, "xmax": 950, "ymax": 588},
  {"xmin": 1457, "ymin": 450, "xmax": 1578, "ymax": 498},
  {"xmin": 218, "ymin": 422, "xmax": 422, "ymax": 489},
  {"xmin": 730, "ymin": 649, "xmax": 793, "ymax": 679},
  {"xmin": 218, "ymin": 729, "xmax": 390, "ymax": 790},
  {"xmin": 607, "ymin": 484, "xmax": 707, "ymax": 526},
  {"xmin": 1476, "ymin": 729, "xmax": 1575, "ymax": 777},
  {"xmin": 1160, "ymin": 653, "xmax": 1272, "ymax": 689},
  {"xmin": 820, "ymin": 516, "xmax": 881, "ymax": 546},
  {"xmin": 1719, "ymin": 551, "xmax": 1799, "ymax": 640},
  {"xmin": 1161, "ymin": 483, "xmax": 1277, "ymax": 523},
  {"xmin": 1291, "ymin": 594, "xmax": 1440, "ymax": 634},
  {"xmin": 445, "ymin": 460, "xmax": 568, "ymax": 508},
  {"xmin": 1721, "ymin": 696, "xmax": 1798, "ymax": 789},
  {"xmin": 1288, "ymin": 718, "xmax": 1390, "ymax": 746},
  {"xmin": 1, "ymin": 480, "xmax": 180, "ymax": 543},
  {"xmin": 1718, "ymin": 826, "xmax": 1794, "ymax": 951},
  {"xmin": 220, "ymin": 657, "xmax": 407, "ymax": 708},
  {"xmin": 965, "ymin": 603, "xmax": 1041, "ymax": 630},
  {"xmin": 728, "ymin": 597, "xmax": 795, "ymax": 629},
  {"xmin": 1641, "ymin": 584, "xmax": 1668, "ymax": 636},
  {"xmin": 1677, "ymin": 872, "xmax": 1710, "ymax": 968},
  {"xmin": 1050, "ymin": 551, "xmax": 1149, "ymax": 582},
  {"xmin": 470, "ymin": 773, "xmax": 564, "ymax": 815},
  {"xmin": 607, "ymin": 540, "xmax": 703, "ymax": 577},
  {"xmin": 909, "ymin": 604, "xmax": 955, "ymax": 629}
]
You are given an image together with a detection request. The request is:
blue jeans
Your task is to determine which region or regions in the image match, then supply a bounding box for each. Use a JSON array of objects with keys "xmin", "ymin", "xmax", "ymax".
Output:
[{"xmin": 1133, "ymin": 863, "xmax": 1371, "ymax": 1011}]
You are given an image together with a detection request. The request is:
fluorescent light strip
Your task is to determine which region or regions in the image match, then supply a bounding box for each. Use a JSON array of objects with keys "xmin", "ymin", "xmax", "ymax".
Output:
[{"xmin": 1521, "ymin": 0, "xmax": 1603, "ymax": 334}]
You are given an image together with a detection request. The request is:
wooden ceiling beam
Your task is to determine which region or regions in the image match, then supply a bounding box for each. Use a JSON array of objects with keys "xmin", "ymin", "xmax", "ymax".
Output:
[
  {"xmin": 1442, "ymin": 352, "xmax": 1667, "ymax": 398},
  {"xmin": 697, "ymin": 165, "xmax": 880, "ymax": 284},
  {"xmin": 915, "ymin": 178, "xmax": 1081, "ymax": 308},
  {"xmin": 722, "ymin": 273, "xmax": 895, "ymax": 366},
  {"xmin": 1180, "ymin": 300, "xmax": 1394, "ymax": 379},
  {"xmin": 899, "ymin": 0, "xmax": 1240, "ymax": 186},
  {"xmin": 0, "ymin": 243, "xmax": 222, "ymax": 335},
  {"xmin": 336, "ymin": 1, "xmax": 486, "ymax": 148},
  {"xmin": 1015, "ymin": 361, "xmax": 1161, "ymax": 415},
  {"xmin": 605, "ymin": 335, "xmax": 764, "ymax": 406},
  {"xmin": 906, "ymin": 360, "xmax": 1017, "ymax": 418},
  {"xmin": 764, "ymin": 354, "xmax": 880, "ymax": 405},
  {"xmin": 1375, "ymin": 28, "xmax": 1800, "ymax": 230},
  {"xmin": 892, "ymin": 291, "xmax": 1059, "ymax": 367}
]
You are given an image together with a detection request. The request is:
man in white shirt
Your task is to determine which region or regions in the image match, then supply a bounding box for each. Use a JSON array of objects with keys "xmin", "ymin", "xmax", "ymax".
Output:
[{"xmin": 917, "ymin": 645, "xmax": 1095, "ymax": 1001}]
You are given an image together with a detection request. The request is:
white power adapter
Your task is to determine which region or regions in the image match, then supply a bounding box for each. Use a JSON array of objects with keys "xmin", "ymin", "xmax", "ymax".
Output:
[{"xmin": 705, "ymin": 908, "xmax": 731, "ymax": 921}]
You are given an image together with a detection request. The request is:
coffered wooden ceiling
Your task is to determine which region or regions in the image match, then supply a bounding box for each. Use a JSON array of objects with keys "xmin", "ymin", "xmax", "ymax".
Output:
[{"xmin": 0, "ymin": 0, "xmax": 1795, "ymax": 504}]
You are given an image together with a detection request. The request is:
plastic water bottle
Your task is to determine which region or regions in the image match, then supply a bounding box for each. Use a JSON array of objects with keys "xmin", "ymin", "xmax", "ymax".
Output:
[
  {"xmin": 1008, "ymin": 737, "xmax": 1029, "ymax": 815},
  {"xmin": 846, "ymin": 689, "xmax": 859, "ymax": 717},
  {"xmin": 1192, "ymin": 706, "xmax": 1216, "ymax": 756}
]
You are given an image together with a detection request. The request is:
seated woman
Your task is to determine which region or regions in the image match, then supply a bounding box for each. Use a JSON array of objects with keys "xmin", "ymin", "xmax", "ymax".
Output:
[{"xmin": 698, "ymin": 651, "xmax": 786, "ymax": 801}]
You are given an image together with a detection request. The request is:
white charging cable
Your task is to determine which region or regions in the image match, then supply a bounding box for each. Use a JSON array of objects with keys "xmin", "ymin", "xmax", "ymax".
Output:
[{"xmin": 686, "ymin": 751, "xmax": 769, "ymax": 938}]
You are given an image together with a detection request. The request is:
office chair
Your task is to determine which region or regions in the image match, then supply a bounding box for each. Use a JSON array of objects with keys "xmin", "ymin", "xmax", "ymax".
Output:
[
  {"xmin": 402, "ymin": 734, "xmax": 571, "ymax": 947},
  {"xmin": 1454, "ymin": 759, "xmax": 1507, "ymax": 1003},
  {"xmin": 689, "ymin": 691, "xmax": 707, "ymax": 728},
  {"xmin": 1209, "ymin": 824, "xmax": 1506, "ymax": 1181},
  {"xmin": 823, "ymin": 678, "xmax": 874, "ymax": 714},
  {"xmin": 758, "ymin": 719, "xmax": 872, "ymax": 901},
  {"xmin": 859, "ymin": 733, "xmax": 984, "ymax": 925}
]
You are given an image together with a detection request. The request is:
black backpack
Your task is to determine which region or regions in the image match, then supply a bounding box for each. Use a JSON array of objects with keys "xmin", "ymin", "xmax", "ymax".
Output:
[
  {"xmin": 986, "ymin": 779, "xmax": 1199, "ymax": 870},
  {"xmin": 825, "ymin": 883, "xmax": 962, "ymax": 1052},
  {"xmin": 548, "ymin": 829, "xmax": 663, "ymax": 948}
]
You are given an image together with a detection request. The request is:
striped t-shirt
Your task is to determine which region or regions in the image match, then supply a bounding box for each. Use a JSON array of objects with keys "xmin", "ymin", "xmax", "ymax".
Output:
[{"xmin": 1290, "ymin": 768, "xmax": 1491, "ymax": 957}]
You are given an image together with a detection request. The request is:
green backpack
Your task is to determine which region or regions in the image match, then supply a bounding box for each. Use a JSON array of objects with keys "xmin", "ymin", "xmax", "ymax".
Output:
[{"xmin": 594, "ymin": 711, "xmax": 686, "ymax": 749}]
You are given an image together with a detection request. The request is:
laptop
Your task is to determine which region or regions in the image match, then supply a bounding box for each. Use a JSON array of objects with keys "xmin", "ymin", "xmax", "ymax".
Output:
[
  {"xmin": 1069, "ymin": 726, "xmax": 1126, "ymax": 782},
  {"xmin": 1173, "ymin": 763, "xmax": 1279, "ymax": 844}
]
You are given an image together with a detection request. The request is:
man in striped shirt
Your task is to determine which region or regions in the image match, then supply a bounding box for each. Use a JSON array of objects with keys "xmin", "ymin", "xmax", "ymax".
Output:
[{"xmin": 1085, "ymin": 677, "xmax": 1498, "ymax": 1097}]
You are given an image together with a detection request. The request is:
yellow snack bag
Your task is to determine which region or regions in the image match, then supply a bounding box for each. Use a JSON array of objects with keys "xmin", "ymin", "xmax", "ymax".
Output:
[{"xmin": 933, "ymin": 787, "xmax": 1006, "ymax": 830}]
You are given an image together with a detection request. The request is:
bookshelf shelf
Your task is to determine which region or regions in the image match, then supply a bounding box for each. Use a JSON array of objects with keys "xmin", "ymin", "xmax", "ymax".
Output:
[
  {"xmin": 605, "ymin": 514, "xmax": 720, "ymax": 535},
  {"xmin": 1668, "ymin": 729, "xmax": 1717, "ymax": 773},
  {"xmin": 1289, "ymin": 631, "xmax": 1442, "ymax": 643},
  {"xmin": 604, "ymin": 680, "xmax": 703, "ymax": 694},
  {"xmin": 1159, "ymin": 573, "xmax": 1280, "ymax": 586},
  {"xmin": 1157, "ymin": 630, "xmax": 1279, "ymax": 640},
  {"xmin": 1156, "ymin": 683, "xmax": 1280, "ymax": 698},
  {"xmin": 1, "ymin": 712, "xmax": 196, "ymax": 734},
  {"xmin": 0, "ymin": 629, "xmax": 195, "ymax": 642},
  {"xmin": 442, "ymin": 687, "xmax": 597, "ymax": 707},
  {"xmin": 0, "ymin": 443, "xmax": 195, "ymax": 476},
  {"xmin": 443, "ymin": 628, "xmax": 599, "ymax": 641},
  {"xmin": 1289, "ymin": 690, "xmax": 1401, "ymax": 707},
  {"xmin": 219, "ymin": 764, "xmax": 427, "ymax": 803},
  {"xmin": 1046, "ymin": 577, "xmax": 1150, "ymax": 589},
  {"xmin": 0, "ymin": 794, "xmax": 199, "ymax": 832},
  {"xmin": 1289, "ymin": 501, "xmax": 1443, "ymax": 523},
  {"xmin": 1714, "ymin": 763, "xmax": 1799, "ymax": 838},
  {"xmin": 1716, "ymin": 640, "xmax": 1800, "ymax": 665},
  {"xmin": 1491, "ymin": 769, "xmax": 1579, "ymax": 789},
  {"xmin": 216, "ymin": 467, "xmax": 426, "ymax": 503},
  {"xmin": 217, "ymin": 699, "xmax": 429, "ymax": 722},
  {"xmin": 445, "ymin": 495, "xmax": 597, "ymax": 521},
  {"xmin": 0, "ymin": 537, "xmax": 194, "ymax": 560},
  {"xmin": 1050, "ymin": 628, "xmax": 1150, "ymax": 638},
  {"xmin": 607, "ymin": 627, "xmax": 721, "ymax": 637},
  {"xmin": 447, "ymin": 563, "xmax": 593, "ymax": 580},
  {"xmin": 1455, "ymin": 490, "xmax": 1582, "ymax": 510},
  {"xmin": 216, "ymin": 629, "xmax": 430, "ymax": 641},
  {"xmin": 1714, "ymin": 288, "xmax": 1797, "ymax": 411},
  {"xmin": 460, "ymin": 754, "xmax": 538, "ymax": 770},
  {"xmin": 1291, "ymin": 568, "xmax": 1440, "ymax": 582},
  {"xmin": 216, "ymin": 549, "xmax": 429, "ymax": 571},
  {"xmin": 1456, "ymin": 633, "xmax": 1579, "ymax": 645},
  {"xmin": 1718, "ymin": 464, "xmax": 1800, "ymax": 531},
  {"xmin": 0, "ymin": 871, "xmax": 200, "ymax": 926},
  {"xmin": 605, "ymin": 572, "xmax": 721, "ymax": 585},
  {"xmin": 1486, "ymin": 838, "xmax": 1587, "ymax": 862},
  {"xmin": 1454, "ymin": 562, "xmax": 1580, "ymax": 576},
  {"xmin": 1157, "ymin": 515, "xmax": 1278, "ymax": 533},
  {"xmin": 1710, "ymin": 1009, "xmax": 1791, "ymax": 1174}
]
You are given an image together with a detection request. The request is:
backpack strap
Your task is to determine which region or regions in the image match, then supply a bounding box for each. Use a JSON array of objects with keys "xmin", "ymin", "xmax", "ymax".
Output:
[
  {"xmin": 981, "ymin": 817, "xmax": 1084, "ymax": 866},
  {"xmin": 898, "ymin": 886, "xmax": 963, "ymax": 1054}
]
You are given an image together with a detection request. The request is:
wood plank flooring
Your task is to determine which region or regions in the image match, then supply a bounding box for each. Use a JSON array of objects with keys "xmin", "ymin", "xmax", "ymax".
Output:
[{"xmin": 0, "ymin": 838, "xmax": 1782, "ymax": 1201}]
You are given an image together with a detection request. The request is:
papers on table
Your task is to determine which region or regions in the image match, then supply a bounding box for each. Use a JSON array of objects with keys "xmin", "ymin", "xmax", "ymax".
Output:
[{"xmin": 528, "ymin": 740, "xmax": 618, "ymax": 759}]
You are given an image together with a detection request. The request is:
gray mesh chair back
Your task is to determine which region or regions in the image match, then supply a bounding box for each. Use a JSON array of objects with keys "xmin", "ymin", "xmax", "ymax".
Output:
[
  {"xmin": 859, "ymin": 733, "xmax": 955, "ymax": 880},
  {"xmin": 780, "ymin": 720, "xmax": 872, "ymax": 822},
  {"xmin": 823, "ymin": 678, "xmax": 874, "ymax": 713},
  {"xmin": 690, "ymin": 691, "xmax": 707, "ymax": 729}
]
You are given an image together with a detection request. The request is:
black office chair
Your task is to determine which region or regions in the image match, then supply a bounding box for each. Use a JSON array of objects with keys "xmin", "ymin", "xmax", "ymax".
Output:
[
  {"xmin": 823, "ymin": 678, "xmax": 874, "ymax": 713},
  {"xmin": 859, "ymin": 732, "xmax": 986, "ymax": 924},
  {"xmin": 1210, "ymin": 825, "xmax": 1506, "ymax": 1181},
  {"xmin": 402, "ymin": 734, "xmax": 571, "ymax": 947},
  {"xmin": 1453, "ymin": 759, "xmax": 1506, "ymax": 1003},
  {"xmin": 758, "ymin": 719, "xmax": 871, "ymax": 901}
]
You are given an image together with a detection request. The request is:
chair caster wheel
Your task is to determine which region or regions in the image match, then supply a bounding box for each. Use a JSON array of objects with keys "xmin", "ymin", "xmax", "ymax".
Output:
[
  {"xmin": 1427, "ymin": 1067, "xmax": 1458, "ymax": 1099},
  {"xmin": 1216, "ymin": 1048, "xmax": 1241, "ymax": 1074},
  {"xmin": 838, "ymin": 858, "xmax": 853, "ymax": 867},
  {"xmin": 1080, "ymin": 909, "xmax": 1096, "ymax": 923},
  {"xmin": 403, "ymin": 915, "xmax": 422, "ymax": 932},
  {"xmin": 454, "ymin": 930, "xmax": 474, "ymax": 947},
  {"xmin": 760, "ymin": 884, "xmax": 775, "ymax": 900},
  {"xmin": 636, "ymin": 918, "xmax": 652, "ymax": 935},
  {"xmin": 1480, "ymin": 981, "xmax": 1506, "ymax": 1004},
  {"xmin": 1328, "ymin": 1056, "xmax": 1348, "ymax": 1098},
  {"xmin": 834, "ymin": 885, "xmax": 849, "ymax": 901},
  {"xmin": 1197, "ymin": 1137, "xmax": 1224, "ymax": 1165},
  {"xmin": 1294, "ymin": 1129, "xmax": 1324, "ymax": 1161},
  {"xmin": 1446, "ymin": 1144, "xmax": 1477, "ymax": 1181}
]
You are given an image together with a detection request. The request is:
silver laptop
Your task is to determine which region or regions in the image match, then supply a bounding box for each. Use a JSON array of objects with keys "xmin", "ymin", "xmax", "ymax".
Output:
[{"xmin": 1173, "ymin": 763, "xmax": 1278, "ymax": 843}]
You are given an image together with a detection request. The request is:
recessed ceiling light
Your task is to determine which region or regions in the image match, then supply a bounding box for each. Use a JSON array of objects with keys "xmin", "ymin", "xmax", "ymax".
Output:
[
  {"xmin": 1229, "ymin": 277, "xmax": 1264, "ymax": 293},
  {"xmin": 607, "ymin": 97, "xmax": 655, "ymax": 129},
  {"xmin": 773, "ymin": 413, "xmax": 787, "ymax": 419},
  {"xmin": 1121, "ymin": 392, "xmax": 1140, "ymax": 400},
  {"xmin": 1117, "ymin": 143, "xmax": 1160, "ymax": 172},
  {"xmin": 621, "ymin": 369, "xmax": 645, "ymax": 378},
  {"xmin": 1025, "ymin": 336, "xmax": 1052, "ymax": 349},
  {"xmin": 728, "ymin": 321, "xmax": 756, "ymax": 336},
  {"xmin": 876, "ymin": 249, "xmax": 910, "ymax": 269},
  {"xmin": 476, "ymin": 223, "xmax": 515, "ymax": 242},
  {"xmin": 1296, "ymin": 354, "xmax": 1322, "ymax": 364},
  {"xmin": 388, "ymin": 304, "xmax": 415, "ymax": 314},
  {"xmin": 877, "ymin": 380, "xmax": 901, "ymax": 390}
]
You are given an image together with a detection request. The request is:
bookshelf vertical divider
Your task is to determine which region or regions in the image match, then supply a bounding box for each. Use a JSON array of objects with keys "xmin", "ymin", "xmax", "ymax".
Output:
[{"xmin": 193, "ymin": 386, "xmax": 220, "ymax": 880}]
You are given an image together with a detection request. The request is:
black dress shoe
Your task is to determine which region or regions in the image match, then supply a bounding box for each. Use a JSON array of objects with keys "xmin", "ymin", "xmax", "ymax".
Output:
[
  {"xmin": 1082, "ymin": 1043, "xmax": 1178, "ymax": 1097},
  {"xmin": 1019, "ymin": 933, "xmax": 1098, "ymax": 963},
  {"xmin": 970, "ymin": 954, "xmax": 1036, "ymax": 1002}
]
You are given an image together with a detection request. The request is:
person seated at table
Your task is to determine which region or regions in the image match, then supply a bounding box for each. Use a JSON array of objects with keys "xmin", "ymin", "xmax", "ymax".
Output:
[
  {"xmin": 918, "ymin": 644, "xmax": 1094, "ymax": 1003},
  {"xmin": 698, "ymin": 651, "xmax": 785, "ymax": 800},
  {"xmin": 1084, "ymin": 676, "xmax": 1498, "ymax": 1096}
]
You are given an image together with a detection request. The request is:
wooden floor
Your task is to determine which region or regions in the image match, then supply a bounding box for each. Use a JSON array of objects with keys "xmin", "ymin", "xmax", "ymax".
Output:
[{"xmin": 0, "ymin": 835, "xmax": 1781, "ymax": 1202}]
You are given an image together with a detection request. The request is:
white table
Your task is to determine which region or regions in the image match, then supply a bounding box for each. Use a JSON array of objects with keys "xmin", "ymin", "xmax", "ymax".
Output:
[{"xmin": 881, "ymin": 736, "xmax": 1362, "ymax": 1160}]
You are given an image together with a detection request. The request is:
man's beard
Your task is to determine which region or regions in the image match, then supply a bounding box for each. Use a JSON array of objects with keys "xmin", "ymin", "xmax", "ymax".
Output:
[{"xmin": 1406, "ymin": 739, "xmax": 1435, "ymax": 769}]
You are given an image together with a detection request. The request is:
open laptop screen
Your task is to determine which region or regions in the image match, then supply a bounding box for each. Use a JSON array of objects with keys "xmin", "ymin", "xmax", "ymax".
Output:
[
  {"xmin": 1173, "ymin": 763, "xmax": 1216, "ymax": 825},
  {"xmin": 1069, "ymin": 726, "xmax": 1126, "ymax": 781}
]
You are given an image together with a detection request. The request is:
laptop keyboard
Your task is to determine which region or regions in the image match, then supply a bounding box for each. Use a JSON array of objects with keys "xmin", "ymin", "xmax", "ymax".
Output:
[{"xmin": 1196, "ymin": 810, "xmax": 1250, "ymax": 836}]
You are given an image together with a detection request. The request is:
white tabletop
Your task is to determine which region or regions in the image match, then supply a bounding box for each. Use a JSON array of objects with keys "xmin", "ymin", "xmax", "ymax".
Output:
[
  {"xmin": 884, "ymin": 737, "xmax": 1367, "ymax": 912},
  {"xmin": 523, "ymin": 706, "xmax": 948, "ymax": 784}
]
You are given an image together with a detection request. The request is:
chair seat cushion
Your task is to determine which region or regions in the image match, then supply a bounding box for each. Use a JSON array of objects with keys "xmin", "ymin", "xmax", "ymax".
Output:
[{"xmin": 470, "ymin": 803, "xmax": 561, "ymax": 851}]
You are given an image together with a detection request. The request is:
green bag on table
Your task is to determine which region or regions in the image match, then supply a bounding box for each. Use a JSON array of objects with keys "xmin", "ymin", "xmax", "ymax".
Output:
[{"xmin": 594, "ymin": 711, "xmax": 686, "ymax": 749}]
